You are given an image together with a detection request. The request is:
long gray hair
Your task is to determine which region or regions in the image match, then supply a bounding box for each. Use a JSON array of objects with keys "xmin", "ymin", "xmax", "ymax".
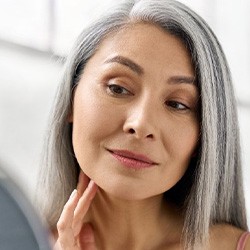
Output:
[{"xmin": 36, "ymin": 0, "xmax": 248, "ymax": 249}]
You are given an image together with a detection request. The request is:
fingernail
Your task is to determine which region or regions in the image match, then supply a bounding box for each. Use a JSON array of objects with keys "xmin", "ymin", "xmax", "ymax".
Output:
[
  {"xmin": 70, "ymin": 189, "xmax": 77, "ymax": 200},
  {"xmin": 88, "ymin": 180, "xmax": 95, "ymax": 190},
  {"xmin": 88, "ymin": 181, "xmax": 98, "ymax": 200},
  {"xmin": 81, "ymin": 224, "xmax": 95, "ymax": 242}
]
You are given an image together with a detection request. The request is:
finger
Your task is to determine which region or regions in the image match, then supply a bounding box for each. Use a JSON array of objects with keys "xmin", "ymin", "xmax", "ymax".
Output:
[
  {"xmin": 77, "ymin": 171, "xmax": 90, "ymax": 196},
  {"xmin": 72, "ymin": 180, "xmax": 98, "ymax": 236},
  {"xmin": 56, "ymin": 189, "xmax": 79, "ymax": 248},
  {"xmin": 75, "ymin": 181, "xmax": 98, "ymax": 219},
  {"xmin": 79, "ymin": 223, "xmax": 97, "ymax": 250}
]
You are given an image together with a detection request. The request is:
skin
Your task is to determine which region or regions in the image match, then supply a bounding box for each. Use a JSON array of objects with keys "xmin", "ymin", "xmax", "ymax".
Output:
[
  {"xmin": 54, "ymin": 23, "xmax": 249, "ymax": 249},
  {"xmin": 72, "ymin": 23, "xmax": 199, "ymax": 201}
]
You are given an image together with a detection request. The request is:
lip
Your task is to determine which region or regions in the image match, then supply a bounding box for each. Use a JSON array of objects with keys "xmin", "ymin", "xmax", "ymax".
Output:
[{"xmin": 108, "ymin": 149, "xmax": 158, "ymax": 169}]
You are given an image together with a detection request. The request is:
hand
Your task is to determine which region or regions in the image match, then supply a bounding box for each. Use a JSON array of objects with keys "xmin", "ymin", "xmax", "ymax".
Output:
[{"xmin": 53, "ymin": 171, "xmax": 98, "ymax": 250}]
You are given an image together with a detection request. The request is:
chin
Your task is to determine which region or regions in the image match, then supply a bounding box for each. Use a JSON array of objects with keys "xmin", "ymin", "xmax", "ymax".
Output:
[
  {"xmin": 106, "ymin": 188, "xmax": 147, "ymax": 201},
  {"xmin": 95, "ymin": 177, "xmax": 162, "ymax": 201}
]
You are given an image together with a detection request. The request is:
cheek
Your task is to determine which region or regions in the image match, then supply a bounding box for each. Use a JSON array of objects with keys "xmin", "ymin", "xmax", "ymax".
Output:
[
  {"xmin": 159, "ymin": 125, "xmax": 199, "ymax": 192},
  {"xmin": 72, "ymin": 100, "xmax": 106, "ymax": 150},
  {"xmin": 179, "ymin": 126, "xmax": 199, "ymax": 156},
  {"xmin": 165, "ymin": 119, "xmax": 199, "ymax": 163},
  {"xmin": 71, "ymin": 88, "xmax": 123, "ymax": 163},
  {"xmin": 71, "ymin": 95, "xmax": 109, "ymax": 176}
]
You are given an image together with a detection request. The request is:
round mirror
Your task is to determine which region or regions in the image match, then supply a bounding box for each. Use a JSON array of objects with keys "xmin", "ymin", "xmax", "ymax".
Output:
[{"xmin": 0, "ymin": 165, "xmax": 51, "ymax": 250}]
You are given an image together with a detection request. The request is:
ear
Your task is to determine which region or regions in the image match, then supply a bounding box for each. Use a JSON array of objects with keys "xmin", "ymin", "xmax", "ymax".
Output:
[
  {"xmin": 191, "ymin": 150, "xmax": 197, "ymax": 158},
  {"xmin": 192, "ymin": 137, "xmax": 201, "ymax": 158},
  {"xmin": 68, "ymin": 85, "xmax": 77, "ymax": 123},
  {"xmin": 191, "ymin": 144, "xmax": 200, "ymax": 158},
  {"xmin": 67, "ymin": 102, "xmax": 73, "ymax": 122},
  {"xmin": 67, "ymin": 111, "xmax": 73, "ymax": 123}
]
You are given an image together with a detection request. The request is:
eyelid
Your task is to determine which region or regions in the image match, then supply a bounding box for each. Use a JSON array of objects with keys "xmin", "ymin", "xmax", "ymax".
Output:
[
  {"xmin": 106, "ymin": 83, "xmax": 133, "ymax": 96},
  {"xmin": 166, "ymin": 100, "xmax": 190, "ymax": 111},
  {"xmin": 106, "ymin": 75, "xmax": 128, "ymax": 85},
  {"xmin": 108, "ymin": 76, "xmax": 135, "ymax": 89},
  {"xmin": 164, "ymin": 88, "xmax": 199, "ymax": 111}
]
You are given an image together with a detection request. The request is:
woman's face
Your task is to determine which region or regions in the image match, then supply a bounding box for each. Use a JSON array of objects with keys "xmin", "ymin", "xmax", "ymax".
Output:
[{"xmin": 71, "ymin": 23, "xmax": 199, "ymax": 200}]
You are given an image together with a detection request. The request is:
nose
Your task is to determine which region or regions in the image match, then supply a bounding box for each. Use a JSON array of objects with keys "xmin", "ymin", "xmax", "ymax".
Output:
[{"xmin": 123, "ymin": 98, "xmax": 157, "ymax": 140}]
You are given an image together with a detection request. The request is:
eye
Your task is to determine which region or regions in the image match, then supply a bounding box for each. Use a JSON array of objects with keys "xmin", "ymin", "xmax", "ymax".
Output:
[
  {"xmin": 166, "ymin": 100, "xmax": 189, "ymax": 110},
  {"xmin": 107, "ymin": 84, "xmax": 131, "ymax": 96}
]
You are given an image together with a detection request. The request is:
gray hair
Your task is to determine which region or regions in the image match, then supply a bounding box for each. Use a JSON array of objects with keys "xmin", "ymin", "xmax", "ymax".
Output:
[{"xmin": 36, "ymin": 0, "xmax": 248, "ymax": 249}]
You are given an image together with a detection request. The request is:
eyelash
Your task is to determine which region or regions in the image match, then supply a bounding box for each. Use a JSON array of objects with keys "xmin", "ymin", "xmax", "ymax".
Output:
[
  {"xmin": 107, "ymin": 84, "xmax": 132, "ymax": 96},
  {"xmin": 106, "ymin": 83, "xmax": 191, "ymax": 111},
  {"xmin": 165, "ymin": 100, "xmax": 190, "ymax": 111}
]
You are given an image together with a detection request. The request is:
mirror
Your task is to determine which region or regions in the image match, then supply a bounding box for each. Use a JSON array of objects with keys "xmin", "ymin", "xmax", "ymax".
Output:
[{"xmin": 0, "ymin": 166, "xmax": 51, "ymax": 250}]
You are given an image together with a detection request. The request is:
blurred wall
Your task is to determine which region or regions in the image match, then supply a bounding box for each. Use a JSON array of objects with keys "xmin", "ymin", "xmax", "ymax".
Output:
[{"xmin": 0, "ymin": 0, "xmax": 249, "ymax": 223}]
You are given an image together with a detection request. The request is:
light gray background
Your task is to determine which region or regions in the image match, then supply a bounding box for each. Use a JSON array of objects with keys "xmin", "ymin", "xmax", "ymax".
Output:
[{"xmin": 0, "ymin": 0, "xmax": 249, "ymax": 225}]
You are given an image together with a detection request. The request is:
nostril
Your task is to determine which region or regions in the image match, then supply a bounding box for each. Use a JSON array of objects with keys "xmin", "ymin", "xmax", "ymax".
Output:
[
  {"xmin": 146, "ymin": 134, "xmax": 154, "ymax": 139},
  {"xmin": 128, "ymin": 128, "xmax": 135, "ymax": 134}
]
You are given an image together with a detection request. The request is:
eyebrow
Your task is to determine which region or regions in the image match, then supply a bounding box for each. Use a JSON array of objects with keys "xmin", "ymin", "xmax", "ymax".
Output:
[
  {"xmin": 168, "ymin": 76, "xmax": 196, "ymax": 85},
  {"xmin": 104, "ymin": 55, "xmax": 144, "ymax": 75},
  {"xmin": 104, "ymin": 55, "xmax": 196, "ymax": 85}
]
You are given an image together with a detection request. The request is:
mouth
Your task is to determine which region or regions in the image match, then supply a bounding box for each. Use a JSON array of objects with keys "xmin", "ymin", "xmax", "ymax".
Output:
[{"xmin": 107, "ymin": 149, "xmax": 158, "ymax": 169}]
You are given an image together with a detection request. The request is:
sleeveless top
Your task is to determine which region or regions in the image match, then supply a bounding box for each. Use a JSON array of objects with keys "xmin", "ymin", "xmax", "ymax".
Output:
[{"xmin": 237, "ymin": 232, "xmax": 250, "ymax": 250}]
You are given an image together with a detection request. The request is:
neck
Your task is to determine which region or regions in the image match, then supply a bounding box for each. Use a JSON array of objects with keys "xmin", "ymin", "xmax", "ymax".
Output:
[{"xmin": 84, "ymin": 188, "xmax": 183, "ymax": 249}]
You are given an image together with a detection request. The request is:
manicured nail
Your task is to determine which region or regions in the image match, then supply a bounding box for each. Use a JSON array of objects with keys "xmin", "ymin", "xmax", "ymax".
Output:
[
  {"xmin": 88, "ymin": 180, "xmax": 98, "ymax": 200},
  {"xmin": 88, "ymin": 180, "xmax": 95, "ymax": 190},
  {"xmin": 70, "ymin": 189, "xmax": 77, "ymax": 200},
  {"xmin": 81, "ymin": 224, "xmax": 95, "ymax": 242}
]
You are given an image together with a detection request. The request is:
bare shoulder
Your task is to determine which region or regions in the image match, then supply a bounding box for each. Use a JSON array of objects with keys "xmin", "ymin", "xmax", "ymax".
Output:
[
  {"xmin": 50, "ymin": 227, "xmax": 58, "ymax": 245},
  {"xmin": 208, "ymin": 223, "xmax": 247, "ymax": 250},
  {"xmin": 246, "ymin": 233, "xmax": 250, "ymax": 250}
]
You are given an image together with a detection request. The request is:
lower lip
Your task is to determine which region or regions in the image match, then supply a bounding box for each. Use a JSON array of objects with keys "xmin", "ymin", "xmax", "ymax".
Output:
[{"xmin": 110, "ymin": 151, "xmax": 155, "ymax": 170}]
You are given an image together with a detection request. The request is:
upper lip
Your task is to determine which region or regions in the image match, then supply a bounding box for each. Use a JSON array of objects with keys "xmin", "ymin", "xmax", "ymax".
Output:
[{"xmin": 108, "ymin": 149, "xmax": 158, "ymax": 165}]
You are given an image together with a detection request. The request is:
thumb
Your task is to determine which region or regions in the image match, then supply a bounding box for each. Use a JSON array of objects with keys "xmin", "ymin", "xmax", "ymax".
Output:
[{"xmin": 79, "ymin": 223, "xmax": 97, "ymax": 250}]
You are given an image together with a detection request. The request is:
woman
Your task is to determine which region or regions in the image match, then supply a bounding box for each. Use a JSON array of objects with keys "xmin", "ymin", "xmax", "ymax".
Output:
[{"xmin": 36, "ymin": 0, "xmax": 249, "ymax": 249}]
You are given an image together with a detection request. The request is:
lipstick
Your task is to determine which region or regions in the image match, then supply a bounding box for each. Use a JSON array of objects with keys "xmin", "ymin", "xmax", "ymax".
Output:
[{"xmin": 108, "ymin": 149, "xmax": 157, "ymax": 170}]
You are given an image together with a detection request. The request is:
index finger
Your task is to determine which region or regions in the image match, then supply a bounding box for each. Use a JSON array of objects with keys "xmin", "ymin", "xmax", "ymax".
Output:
[
  {"xmin": 77, "ymin": 171, "xmax": 90, "ymax": 195},
  {"xmin": 56, "ymin": 190, "xmax": 79, "ymax": 248}
]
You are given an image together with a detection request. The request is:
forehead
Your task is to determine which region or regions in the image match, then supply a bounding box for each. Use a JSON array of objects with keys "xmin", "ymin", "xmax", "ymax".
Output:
[{"xmin": 85, "ymin": 23, "xmax": 194, "ymax": 77}]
